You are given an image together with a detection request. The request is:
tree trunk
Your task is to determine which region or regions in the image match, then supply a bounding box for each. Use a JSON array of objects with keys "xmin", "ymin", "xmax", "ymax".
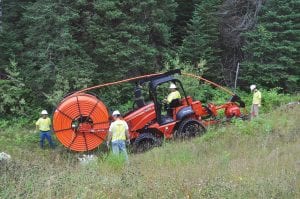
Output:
[{"xmin": 218, "ymin": 0, "xmax": 264, "ymax": 88}]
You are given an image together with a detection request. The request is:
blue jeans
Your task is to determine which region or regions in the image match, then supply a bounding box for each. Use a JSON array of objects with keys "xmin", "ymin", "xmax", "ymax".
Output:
[
  {"xmin": 40, "ymin": 130, "xmax": 55, "ymax": 148},
  {"xmin": 111, "ymin": 140, "xmax": 128, "ymax": 161}
]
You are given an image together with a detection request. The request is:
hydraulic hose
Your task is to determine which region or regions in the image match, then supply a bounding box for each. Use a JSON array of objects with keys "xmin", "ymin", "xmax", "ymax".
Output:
[
  {"xmin": 72, "ymin": 72, "xmax": 234, "ymax": 96},
  {"xmin": 72, "ymin": 72, "xmax": 164, "ymax": 95},
  {"xmin": 181, "ymin": 73, "xmax": 234, "ymax": 96}
]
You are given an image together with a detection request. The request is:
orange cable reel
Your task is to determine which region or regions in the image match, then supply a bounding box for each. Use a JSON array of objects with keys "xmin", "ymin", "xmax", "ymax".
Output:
[{"xmin": 52, "ymin": 93, "xmax": 109, "ymax": 152}]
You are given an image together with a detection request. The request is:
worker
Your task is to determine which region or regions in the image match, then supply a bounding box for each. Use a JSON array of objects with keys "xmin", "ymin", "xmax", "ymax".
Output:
[
  {"xmin": 35, "ymin": 110, "xmax": 55, "ymax": 149},
  {"xmin": 106, "ymin": 110, "xmax": 130, "ymax": 161},
  {"xmin": 250, "ymin": 84, "xmax": 262, "ymax": 119},
  {"xmin": 164, "ymin": 83, "xmax": 181, "ymax": 104}
]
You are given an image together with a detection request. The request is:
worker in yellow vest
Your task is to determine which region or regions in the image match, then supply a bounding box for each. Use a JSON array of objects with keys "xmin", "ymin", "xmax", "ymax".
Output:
[
  {"xmin": 163, "ymin": 83, "xmax": 181, "ymax": 116},
  {"xmin": 106, "ymin": 110, "xmax": 130, "ymax": 161},
  {"xmin": 35, "ymin": 110, "xmax": 55, "ymax": 149},
  {"xmin": 250, "ymin": 85, "xmax": 262, "ymax": 119},
  {"xmin": 165, "ymin": 83, "xmax": 181, "ymax": 104}
]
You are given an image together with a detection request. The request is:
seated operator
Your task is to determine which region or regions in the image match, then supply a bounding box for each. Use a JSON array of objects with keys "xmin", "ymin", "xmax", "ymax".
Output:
[{"xmin": 163, "ymin": 83, "xmax": 181, "ymax": 106}]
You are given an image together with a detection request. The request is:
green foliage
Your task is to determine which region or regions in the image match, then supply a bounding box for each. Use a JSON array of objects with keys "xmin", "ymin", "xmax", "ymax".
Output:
[
  {"xmin": 0, "ymin": 59, "xmax": 31, "ymax": 116},
  {"xmin": 0, "ymin": 120, "xmax": 9, "ymax": 129},
  {"xmin": 0, "ymin": 0, "xmax": 26, "ymax": 72},
  {"xmin": 84, "ymin": 0, "xmax": 177, "ymax": 107},
  {"xmin": 180, "ymin": 0, "xmax": 222, "ymax": 80},
  {"xmin": 1, "ymin": 0, "xmax": 178, "ymax": 117},
  {"xmin": 0, "ymin": 0, "xmax": 299, "ymax": 119},
  {"xmin": 171, "ymin": 0, "xmax": 195, "ymax": 45},
  {"xmin": 259, "ymin": 88, "xmax": 294, "ymax": 113},
  {"xmin": 165, "ymin": 57, "xmax": 234, "ymax": 104},
  {"xmin": 242, "ymin": 0, "xmax": 300, "ymax": 92},
  {"xmin": 21, "ymin": 0, "xmax": 96, "ymax": 108}
]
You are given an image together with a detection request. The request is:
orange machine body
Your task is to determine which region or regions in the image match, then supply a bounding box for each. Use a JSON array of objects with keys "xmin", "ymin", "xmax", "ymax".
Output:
[{"xmin": 52, "ymin": 70, "xmax": 245, "ymax": 152}]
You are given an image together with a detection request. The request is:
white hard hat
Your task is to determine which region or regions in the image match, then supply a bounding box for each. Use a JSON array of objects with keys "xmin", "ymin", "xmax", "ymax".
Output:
[
  {"xmin": 250, "ymin": 84, "xmax": 256, "ymax": 91},
  {"xmin": 41, "ymin": 110, "xmax": 48, "ymax": 115},
  {"xmin": 169, "ymin": 83, "xmax": 177, "ymax": 89},
  {"xmin": 112, "ymin": 110, "xmax": 121, "ymax": 116}
]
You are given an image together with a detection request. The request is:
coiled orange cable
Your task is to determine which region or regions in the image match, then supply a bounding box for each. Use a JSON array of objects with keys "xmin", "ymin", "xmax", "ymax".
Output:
[{"xmin": 53, "ymin": 93, "xmax": 109, "ymax": 151}]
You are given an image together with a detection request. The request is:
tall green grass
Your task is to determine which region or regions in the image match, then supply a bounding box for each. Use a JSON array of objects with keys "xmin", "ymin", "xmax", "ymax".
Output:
[{"xmin": 1, "ymin": 104, "xmax": 299, "ymax": 198}]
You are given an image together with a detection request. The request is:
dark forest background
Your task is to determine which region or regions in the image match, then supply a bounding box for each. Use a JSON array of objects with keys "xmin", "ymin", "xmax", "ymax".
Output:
[{"xmin": 0, "ymin": 0, "xmax": 299, "ymax": 117}]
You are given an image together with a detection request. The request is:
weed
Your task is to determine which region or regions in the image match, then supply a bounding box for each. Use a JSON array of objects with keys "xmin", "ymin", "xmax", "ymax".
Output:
[{"xmin": 100, "ymin": 153, "xmax": 127, "ymax": 172}]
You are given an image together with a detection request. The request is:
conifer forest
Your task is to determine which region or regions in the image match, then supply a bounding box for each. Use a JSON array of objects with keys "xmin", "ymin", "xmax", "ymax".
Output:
[{"xmin": 0, "ymin": 0, "xmax": 299, "ymax": 117}]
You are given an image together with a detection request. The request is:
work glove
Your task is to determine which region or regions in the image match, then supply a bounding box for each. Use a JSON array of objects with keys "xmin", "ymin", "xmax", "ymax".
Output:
[
  {"xmin": 126, "ymin": 139, "xmax": 130, "ymax": 145},
  {"xmin": 258, "ymin": 104, "xmax": 261, "ymax": 107}
]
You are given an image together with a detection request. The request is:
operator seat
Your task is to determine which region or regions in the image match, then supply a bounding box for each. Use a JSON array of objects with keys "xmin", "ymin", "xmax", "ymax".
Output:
[
  {"xmin": 169, "ymin": 98, "xmax": 181, "ymax": 108},
  {"xmin": 167, "ymin": 98, "xmax": 182, "ymax": 116}
]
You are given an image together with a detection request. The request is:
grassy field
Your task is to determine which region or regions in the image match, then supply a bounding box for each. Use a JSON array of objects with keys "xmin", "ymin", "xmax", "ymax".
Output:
[{"xmin": 1, "ymin": 104, "xmax": 299, "ymax": 199}]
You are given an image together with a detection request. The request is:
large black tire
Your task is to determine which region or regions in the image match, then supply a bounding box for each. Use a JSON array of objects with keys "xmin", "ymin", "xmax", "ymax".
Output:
[
  {"xmin": 132, "ymin": 132, "xmax": 162, "ymax": 153},
  {"xmin": 176, "ymin": 118, "xmax": 206, "ymax": 139}
]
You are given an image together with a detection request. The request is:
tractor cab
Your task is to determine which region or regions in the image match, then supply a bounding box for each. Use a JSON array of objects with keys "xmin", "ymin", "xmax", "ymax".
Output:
[
  {"xmin": 128, "ymin": 69, "xmax": 203, "ymax": 128},
  {"xmin": 148, "ymin": 75, "xmax": 189, "ymax": 125}
]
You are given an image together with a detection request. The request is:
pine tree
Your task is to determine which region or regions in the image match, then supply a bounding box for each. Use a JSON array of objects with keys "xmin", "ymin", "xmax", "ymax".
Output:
[
  {"xmin": 0, "ymin": 0, "xmax": 29, "ymax": 74},
  {"xmin": 0, "ymin": 0, "xmax": 2, "ymax": 32},
  {"xmin": 86, "ymin": 0, "xmax": 177, "ymax": 78},
  {"xmin": 180, "ymin": 0, "xmax": 222, "ymax": 79},
  {"xmin": 21, "ymin": 0, "xmax": 96, "ymax": 107},
  {"xmin": 171, "ymin": 0, "xmax": 196, "ymax": 46},
  {"xmin": 242, "ymin": 0, "xmax": 300, "ymax": 92},
  {"xmin": 0, "ymin": 59, "xmax": 30, "ymax": 116},
  {"xmin": 83, "ymin": 0, "xmax": 177, "ymax": 107}
]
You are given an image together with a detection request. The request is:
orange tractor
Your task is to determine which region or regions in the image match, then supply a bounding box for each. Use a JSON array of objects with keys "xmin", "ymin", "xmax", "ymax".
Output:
[{"xmin": 52, "ymin": 69, "xmax": 246, "ymax": 152}]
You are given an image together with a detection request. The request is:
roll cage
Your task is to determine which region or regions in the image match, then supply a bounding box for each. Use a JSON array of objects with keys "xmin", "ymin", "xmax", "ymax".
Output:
[{"xmin": 135, "ymin": 69, "xmax": 189, "ymax": 124}]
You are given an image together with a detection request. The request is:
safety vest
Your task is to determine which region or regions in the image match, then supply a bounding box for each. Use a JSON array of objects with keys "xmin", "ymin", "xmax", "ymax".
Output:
[
  {"xmin": 109, "ymin": 120, "xmax": 128, "ymax": 141},
  {"xmin": 252, "ymin": 90, "xmax": 262, "ymax": 105},
  {"xmin": 167, "ymin": 90, "xmax": 181, "ymax": 103},
  {"xmin": 36, "ymin": 117, "xmax": 51, "ymax": 131}
]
